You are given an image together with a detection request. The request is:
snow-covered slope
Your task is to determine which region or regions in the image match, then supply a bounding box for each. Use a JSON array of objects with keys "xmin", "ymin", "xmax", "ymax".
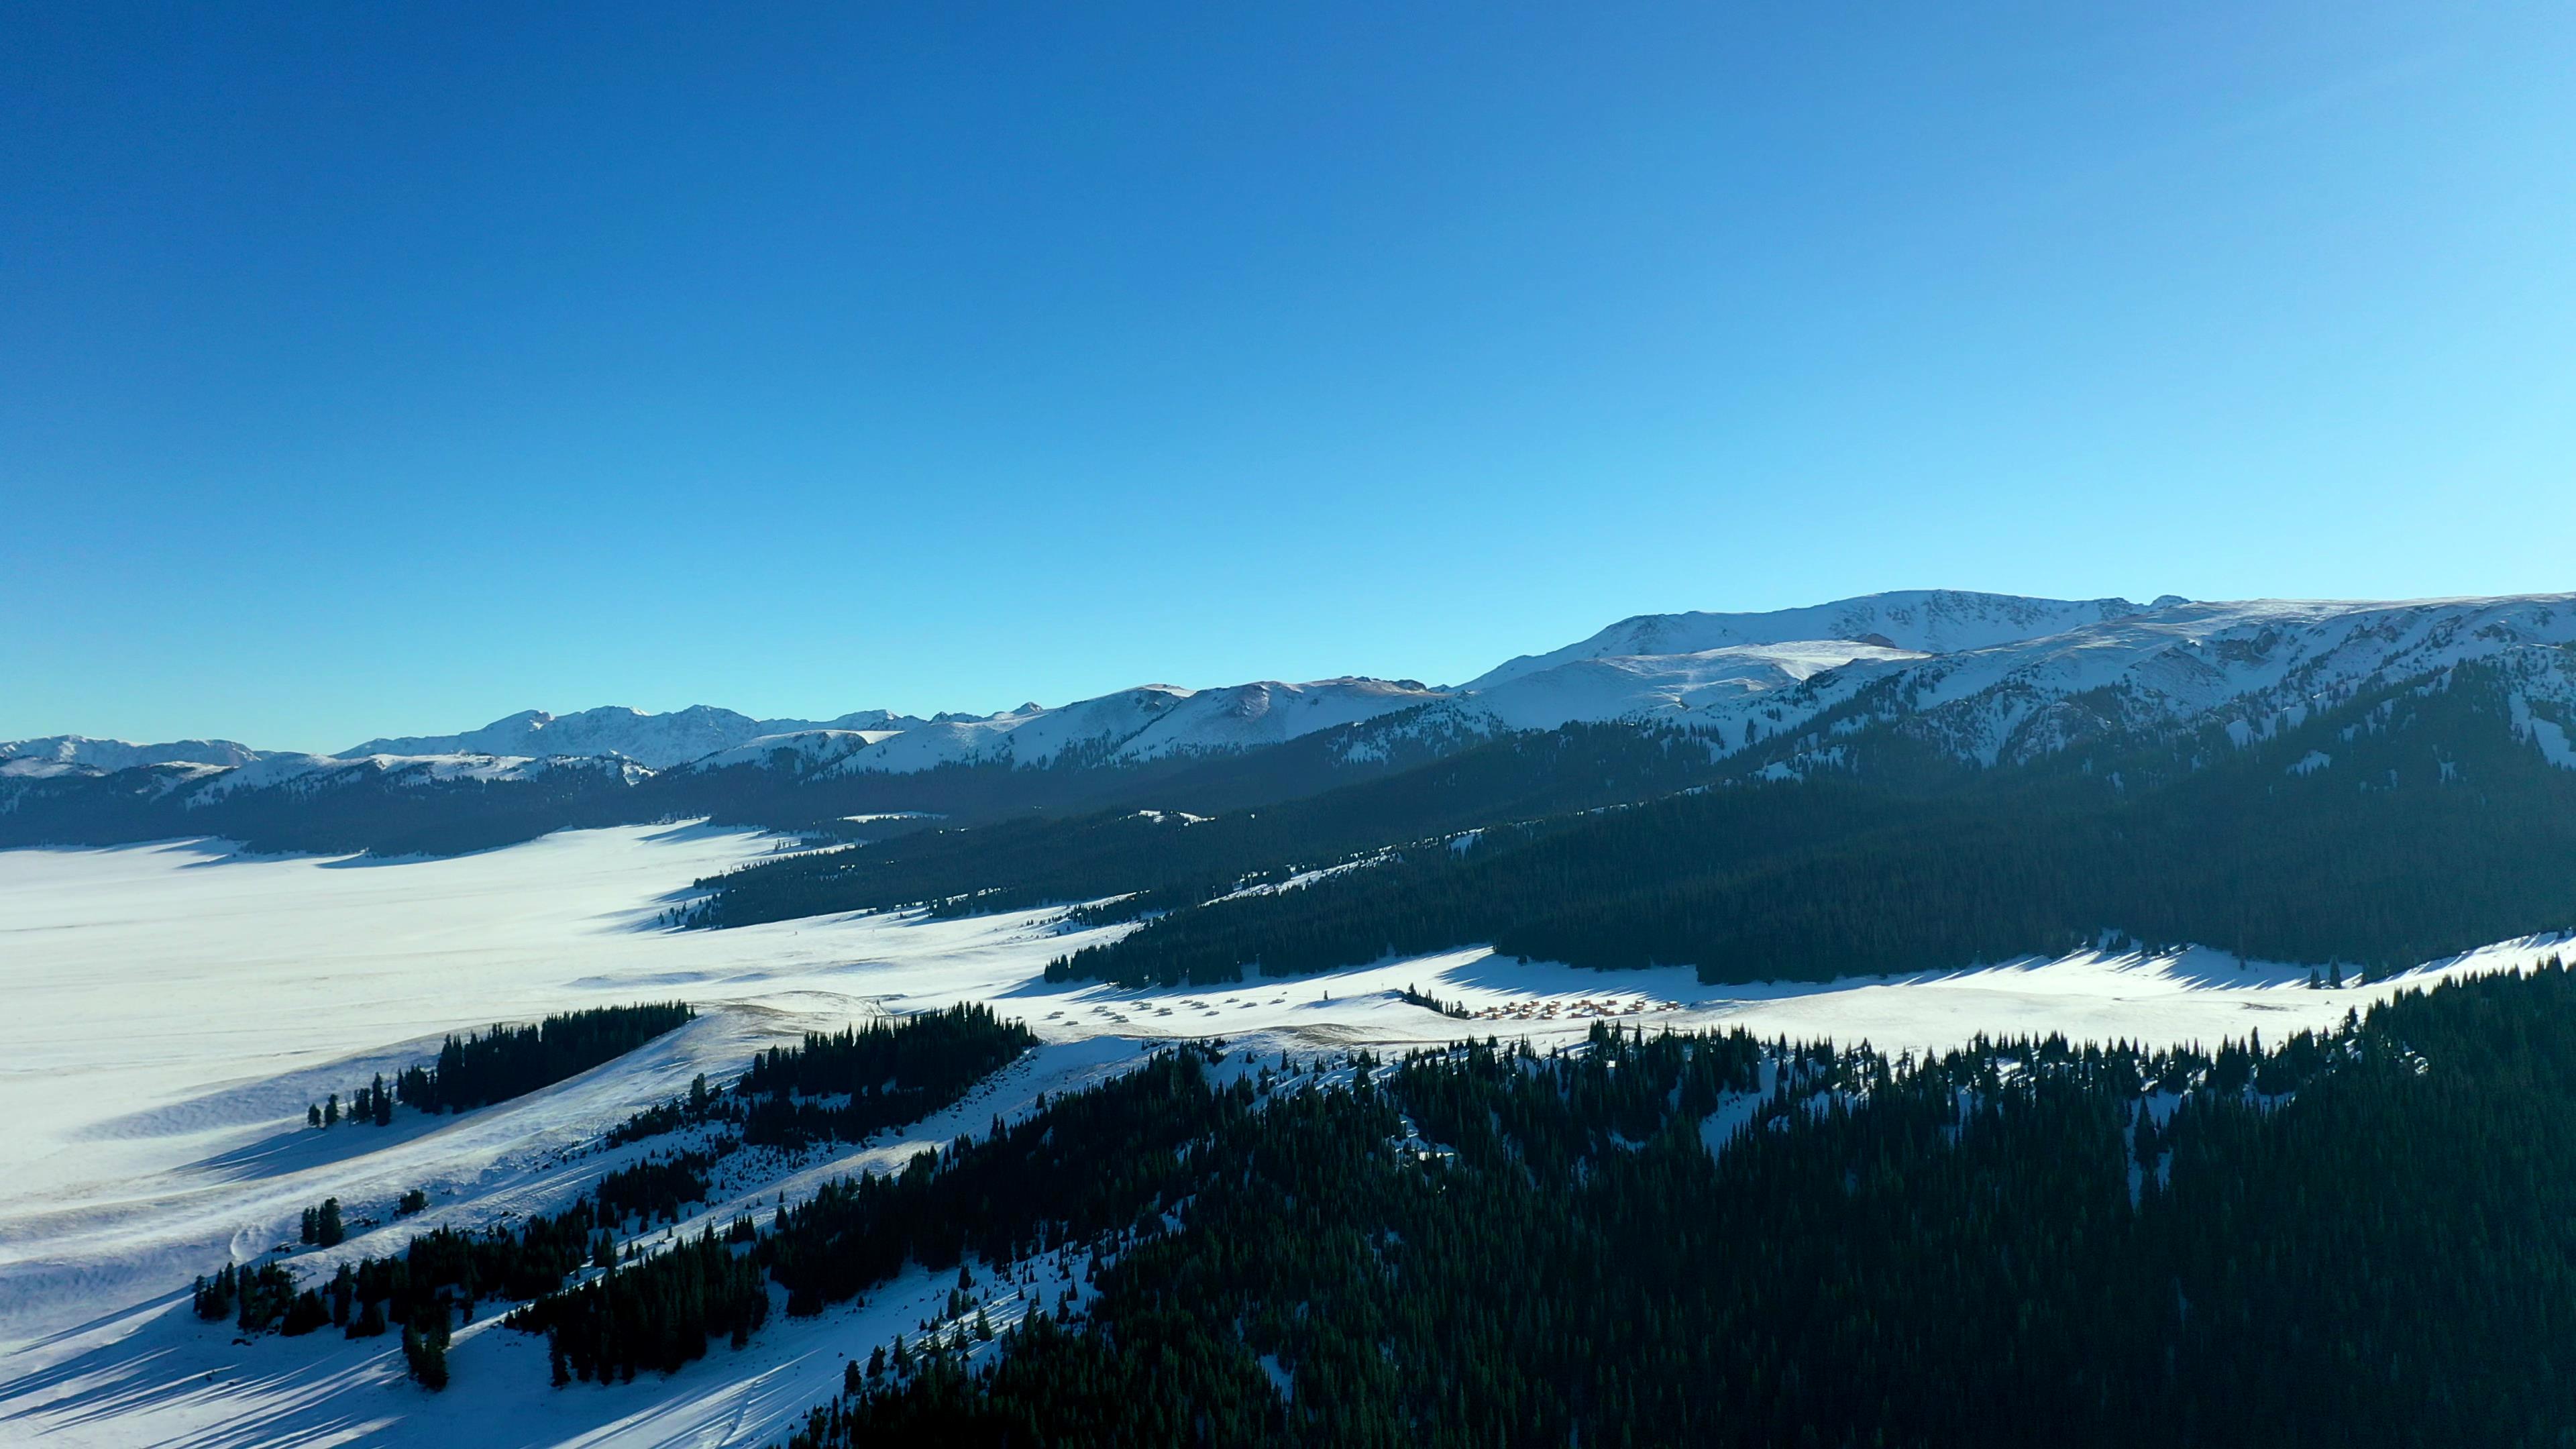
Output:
[
  {"xmin": 1458, "ymin": 640, "xmax": 1927, "ymax": 733},
  {"xmin": 1674, "ymin": 592, "xmax": 2576, "ymax": 770},
  {"xmin": 1468, "ymin": 590, "xmax": 2174, "ymax": 690}
]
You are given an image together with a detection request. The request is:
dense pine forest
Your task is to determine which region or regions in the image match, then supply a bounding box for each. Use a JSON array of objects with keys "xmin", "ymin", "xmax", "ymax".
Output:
[
  {"xmin": 306, "ymin": 1002, "xmax": 694, "ymax": 1127},
  {"xmin": 739, "ymin": 1004, "xmax": 1036, "ymax": 1148}
]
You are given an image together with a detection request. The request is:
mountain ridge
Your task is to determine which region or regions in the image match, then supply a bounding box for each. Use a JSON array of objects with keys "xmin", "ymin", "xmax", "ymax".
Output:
[{"xmin": 9, "ymin": 590, "xmax": 2571, "ymax": 853}]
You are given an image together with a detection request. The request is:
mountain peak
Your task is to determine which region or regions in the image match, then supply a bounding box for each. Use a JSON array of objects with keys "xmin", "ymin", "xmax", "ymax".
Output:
[{"xmin": 1466, "ymin": 590, "xmax": 2165, "ymax": 691}]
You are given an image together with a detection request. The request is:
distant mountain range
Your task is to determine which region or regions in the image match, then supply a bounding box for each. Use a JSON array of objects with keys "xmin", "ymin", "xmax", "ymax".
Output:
[{"xmin": 6, "ymin": 589, "xmax": 2572, "ymax": 855}]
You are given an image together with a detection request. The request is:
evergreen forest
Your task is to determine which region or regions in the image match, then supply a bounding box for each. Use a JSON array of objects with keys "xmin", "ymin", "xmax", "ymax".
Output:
[{"xmin": 212, "ymin": 962, "xmax": 2576, "ymax": 1445}]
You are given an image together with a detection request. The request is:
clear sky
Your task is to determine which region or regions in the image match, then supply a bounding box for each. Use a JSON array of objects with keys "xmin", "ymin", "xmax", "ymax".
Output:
[{"xmin": 5, "ymin": 2, "xmax": 2571, "ymax": 752}]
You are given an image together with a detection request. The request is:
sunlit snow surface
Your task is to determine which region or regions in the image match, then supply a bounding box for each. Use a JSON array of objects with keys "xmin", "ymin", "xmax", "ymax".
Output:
[{"xmin": 2, "ymin": 823, "xmax": 2565, "ymax": 1446}]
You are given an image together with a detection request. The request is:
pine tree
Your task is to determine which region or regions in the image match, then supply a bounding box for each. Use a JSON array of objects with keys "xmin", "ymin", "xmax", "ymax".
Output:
[
  {"xmin": 402, "ymin": 1304, "xmax": 451, "ymax": 1389},
  {"xmin": 280, "ymin": 1290, "xmax": 329, "ymax": 1336}
]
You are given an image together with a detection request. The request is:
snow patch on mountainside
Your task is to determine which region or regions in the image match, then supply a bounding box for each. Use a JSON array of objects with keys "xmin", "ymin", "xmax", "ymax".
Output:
[{"xmin": 2510, "ymin": 690, "xmax": 2576, "ymax": 769}]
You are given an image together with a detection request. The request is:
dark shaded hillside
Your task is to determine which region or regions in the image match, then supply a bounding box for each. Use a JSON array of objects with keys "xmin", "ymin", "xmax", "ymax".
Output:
[
  {"xmin": 678, "ymin": 722, "xmax": 1731, "ymax": 928},
  {"xmin": 0, "ymin": 765, "xmax": 649, "ymax": 857},
  {"xmin": 1056, "ymin": 668, "xmax": 2576, "ymax": 985}
]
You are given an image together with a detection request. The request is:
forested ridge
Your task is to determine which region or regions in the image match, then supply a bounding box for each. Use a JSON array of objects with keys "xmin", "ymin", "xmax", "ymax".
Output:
[
  {"xmin": 1051, "ymin": 668, "xmax": 2576, "ymax": 985},
  {"xmin": 777, "ymin": 963, "xmax": 2576, "ymax": 1448},
  {"xmin": 194, "ymin": 962, "xmax": 2576, "ymax": 1444}
]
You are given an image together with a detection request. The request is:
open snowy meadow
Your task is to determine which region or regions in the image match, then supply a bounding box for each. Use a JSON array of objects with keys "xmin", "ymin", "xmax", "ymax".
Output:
[{"xmin": 3, "ymin": 822, "xmax": 2562, "ymax": 1447}]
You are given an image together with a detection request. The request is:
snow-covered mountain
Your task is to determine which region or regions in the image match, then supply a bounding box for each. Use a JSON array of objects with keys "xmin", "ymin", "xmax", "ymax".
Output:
[
  {"xmin": 1467, "ymin": 590, "xmax": 2178, "ymax": 690},
  {"xmin": 1307, "ymin": 590, "xmax": 2572, "ymax": 777},
  {"xmin": 1567, "ymin": 592, "xmax": 2576, "ymax": 772},
  {"xmin": 186, "ymin": 749, "xmax": 648, "ymax": 801},
  {"xmin": 1862, "ymin": 593, "xmax": 2576, "ymax": 767},
  {"xmin": 321, "ymin": 678, "xmax": 1454, "ymax": 782},
  {"xmin": 11, "ymin": 590, "xmax": 2573, "ymax": 832},
  {"xmin": 337, "ymin": 706, "xmax": 957, "ymax": 770},
  {"xmin": 694, "ymin": 678, "xmax": 1453, "ymax": 777},
  {"xmin": 0, "ymin": 735, "xmax": 268, "ymax": 777}
]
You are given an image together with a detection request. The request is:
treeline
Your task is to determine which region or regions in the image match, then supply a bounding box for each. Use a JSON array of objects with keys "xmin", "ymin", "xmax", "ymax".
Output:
[
  {"xmin": 740, "ymin": 1004, "xmax": 1036, "ymax": 1148},
  {"xmin": 1055, "ymin": 671, "xmax": 2576, "ymax": 986},
  {"xmin": 308, "ymin": 1002, "xmax": 694, "ymax": 1126},
  {"xmin": 197, "ymin": 1002, "xmax": 1034, "ymax": 1390},
  {"xmin": 784, "ymin": 961, "xmax": 2576, "ymax": 1448},
  {"xmin": 517, "ymin": 1044, "xmax": 1246, "ymax": 1378},
  {"xmin": 235, "ymin": 1157, "xmax": 710, "ymax": 1388},
  {"xmin": 396, "ymin": 1004, "xmax": 696, "ymax": 1112},
  {"xmin": 507, "ymin": 1222, "xmax": 771, "ymax": 1383},
  {"xmin": 482, "ymin": 1002, "xmax": 1050, "ymax": 1380}
]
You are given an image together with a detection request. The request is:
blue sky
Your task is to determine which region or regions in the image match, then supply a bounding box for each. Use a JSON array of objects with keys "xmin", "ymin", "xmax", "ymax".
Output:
[{"xmin": 5, "ymin": 2, "xmax": 2571, "ymax": 751}]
